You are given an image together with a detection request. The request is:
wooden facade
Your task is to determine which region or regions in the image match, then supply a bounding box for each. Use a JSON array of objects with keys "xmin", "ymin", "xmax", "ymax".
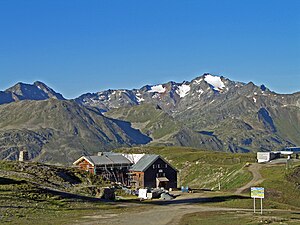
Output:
[
  {"xmin": 130, "ymin": 156, "xmax": 177, "ymax": 189},
  {"xmin": 78, "ymin": 159, "xmax": 95, "ymax": 174},
  {"xmin": 73, "ymin": 154, "xmax": 133, "ymax": 185},
  {"xmin": 131, "ymin": 171, "xmax": 144, "ymax": 189}
]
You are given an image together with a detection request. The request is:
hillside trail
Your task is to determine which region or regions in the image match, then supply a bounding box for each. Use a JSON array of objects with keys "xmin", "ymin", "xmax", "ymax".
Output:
[{"xmin": 234, "ymin": 163, "xmax": 264, "ymax": 195}]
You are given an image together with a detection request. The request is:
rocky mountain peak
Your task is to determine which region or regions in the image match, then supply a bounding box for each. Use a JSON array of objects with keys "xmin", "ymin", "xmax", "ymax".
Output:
[
  {"xmin": 75, "ymin": 73, "xmax": 250, "ymax": 112},
  {"xmin": 0, "ymin": 81, "xmax": 65, "ymax": 104}
]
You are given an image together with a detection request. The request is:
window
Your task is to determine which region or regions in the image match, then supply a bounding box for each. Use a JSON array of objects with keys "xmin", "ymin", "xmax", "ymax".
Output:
[
  {"xmin": 158, "ymin": 164, "xmax": 160, "ymax": 168},
  {"xmin": 165, "ymin": 164, "xmax": 168, "ymax": 168},
  {"xmin": 158, "ymin": 172, "xmax": 164, "ymax": 177},
  {"xmin": 153, "ymin": 164, "xmax": 156, "ymax": 169}
]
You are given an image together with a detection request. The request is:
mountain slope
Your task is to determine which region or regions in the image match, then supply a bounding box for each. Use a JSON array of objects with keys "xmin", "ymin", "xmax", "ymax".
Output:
[
  {"xmin": 0, "ymin": 99, "xmax": 151, "ymax": 164},
  {"xmin": 1, "ymin": 74, "xmax": 299, "ymax": 160},
  {"xmin": 106, "ymin": 103, "xmax": 223, "ymax": 150},
  {"xmin": 79, "ymin": 74, "xmax": 300, "ymax": 152}
]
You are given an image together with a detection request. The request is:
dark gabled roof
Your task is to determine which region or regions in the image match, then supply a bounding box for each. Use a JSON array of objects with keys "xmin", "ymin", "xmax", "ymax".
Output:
[
  {"xmin": 131, "ymin": 154, "xmax": 159, "ymax": 172},
  {"xmin": 130, "ymin": 154, "xmax": 178, "ymax": 172},
  {"xmin": 74, "ymin": 154, "xmax": 132, "ymax": 166}
]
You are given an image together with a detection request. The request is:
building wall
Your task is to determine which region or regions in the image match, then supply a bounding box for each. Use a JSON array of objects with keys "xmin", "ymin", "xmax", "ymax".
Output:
[
  {"xmin": 143, "ymin": 158, "xmax": 177, "ymax": 189},
  {"xmin": 131, "ymin": 171, "xmax": 144, "ymax": 189},
  {"xmin": 257, "ymin": 152, "xmax": 280, "ymax": 163},
  {"xmin": 78, "ymin": 160, "xmax": 95, "ymax": 174},
  {"xmin": 257, "ymin": 152, "xmax": 271, "ymax": 163}
]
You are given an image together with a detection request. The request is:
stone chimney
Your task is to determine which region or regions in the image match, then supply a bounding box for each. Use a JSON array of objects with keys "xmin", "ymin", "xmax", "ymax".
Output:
[{"xmin": 97, "ymin": 152, "xmax": 104, "ymax": 156}]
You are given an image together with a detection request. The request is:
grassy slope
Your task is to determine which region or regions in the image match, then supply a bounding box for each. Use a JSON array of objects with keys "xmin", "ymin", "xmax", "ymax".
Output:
[
  {"xmin": 273, "ymin": 106, "xmax": 300, "ymax": 145},
  {"xmin": 178, "ymin": 159, "xmax": 300, "ymax": 225},
  {"xmin": 260, "ymin": 164, "xmax": 300, "ymax": 208},
  {"xmin": 0, "ymin": 160, "xmax": 112, "ymax": 224}
]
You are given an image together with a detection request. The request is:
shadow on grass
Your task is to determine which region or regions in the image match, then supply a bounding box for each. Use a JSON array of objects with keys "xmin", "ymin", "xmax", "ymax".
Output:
[
  {"xmin": 0, "ymin": 188, "xmax": 106, "ymax": 206},
  {"xmin": 0, "ymin": 187, "xmax": 114, "ymax": 211},
  {"xmin": 0, "ymin": 177, "xmax": 27, "ymax": 185},
  {"xmin": 42, "ymin": 188, "xmax": 103, "ymax": 202},
  {"xmin": 118, "ymin": 195, "xmax": 250, "ymax": 206}
]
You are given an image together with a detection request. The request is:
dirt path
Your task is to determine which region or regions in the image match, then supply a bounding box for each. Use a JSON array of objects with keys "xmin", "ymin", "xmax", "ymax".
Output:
[
  {"xmin": 235, "ymin": 163, "xmax": 264, "ymax": 194},
  {"xmin": 76, "ymin": 170, "xmax": 297, "ymax": 225},
  {"xmin": 79, "ymin": 202, "xmax": 249, "ymax": 225}
]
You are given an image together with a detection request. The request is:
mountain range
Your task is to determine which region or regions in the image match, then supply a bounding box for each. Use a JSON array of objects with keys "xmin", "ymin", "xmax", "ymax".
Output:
[{"xmin": 0, "ymin": 74, "xmax": 299, "ymax": 164}]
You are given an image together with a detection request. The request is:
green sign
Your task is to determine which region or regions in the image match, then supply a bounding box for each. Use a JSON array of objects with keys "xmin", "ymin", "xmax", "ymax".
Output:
[{"xmin": 251, "ymin": 187, "xmax": 264, "ymax": 199}]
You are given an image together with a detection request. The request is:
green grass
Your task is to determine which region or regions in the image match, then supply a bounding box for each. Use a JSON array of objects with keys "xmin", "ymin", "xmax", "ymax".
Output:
[
  {"xmin": 202, "ymin": 192, "xmax": 292, "ymax": 210},
  {"xmin": 220, "ymin": 167, "xmax": 252, "ymax": 190},
  {"xmin": 259, "ymin": 163, "xmax": 300, "ymax": 208},
  {"xmin": 0, "ymin": 199, "xmax": 127, "ymax": 225},
  {"xmin": 204, "ymin": 162, "xmax": 300, "ymax": 210},
  {"xmin": 179, "ymin": 210, "xmax": 300, "ymax": 225}
]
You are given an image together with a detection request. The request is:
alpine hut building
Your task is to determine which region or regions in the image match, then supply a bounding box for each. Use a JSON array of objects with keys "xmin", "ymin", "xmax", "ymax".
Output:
[{"xmin": 129, "ymin": 154, "xmax": 177, "ymax": 189}]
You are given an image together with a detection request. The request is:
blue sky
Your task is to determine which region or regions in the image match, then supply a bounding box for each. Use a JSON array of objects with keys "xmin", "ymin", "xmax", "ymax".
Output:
[{"xmin": 0, "ymin": 0, "xmax": 299, "ymax": 98}]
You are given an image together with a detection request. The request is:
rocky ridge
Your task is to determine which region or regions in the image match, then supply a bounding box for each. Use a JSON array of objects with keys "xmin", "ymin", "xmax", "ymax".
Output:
[{"xmin": 0, "ymin": 74, "xmax": 299, "ymax": 164}]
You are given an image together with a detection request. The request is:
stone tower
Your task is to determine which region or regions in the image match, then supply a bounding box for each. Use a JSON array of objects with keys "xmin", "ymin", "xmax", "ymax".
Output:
[{"xmin": 19, "ymin": 148, "xmax": 29, "ymax": 161}]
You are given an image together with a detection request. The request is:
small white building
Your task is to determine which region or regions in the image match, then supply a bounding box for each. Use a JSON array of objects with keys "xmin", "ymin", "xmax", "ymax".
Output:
[{"xmin": 257, "ymin": 151, "xmax": 280, "ymax": 163}]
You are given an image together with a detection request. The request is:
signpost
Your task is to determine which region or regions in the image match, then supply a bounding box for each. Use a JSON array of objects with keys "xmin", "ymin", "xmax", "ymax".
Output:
[{"xmin": 251, "ymin": 187, "xmax": 264, "ymax": 214}]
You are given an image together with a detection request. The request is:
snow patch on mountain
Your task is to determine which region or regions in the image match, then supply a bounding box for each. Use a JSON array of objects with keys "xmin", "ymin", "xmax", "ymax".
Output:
[
  {"xmin": 136, "ymin": 93, "xmax": 145, "ymax": 103},
  {"xmin": 204, "ymin": 75, "xmax": 225, "ymax": 91},
  {"xmin": 193, "ymin": 78, "xmax": 203, "ymax": 84},
  {"xmin": 176, "ymin": 84, "xmax": 190, "ymax": 98},
  {"xmin": 196, "ymin": 89, "xmax": 204, "ymax": 98},
  {"xmin": 148, "ymin": 85, "xmax": 166, "ymax": 93}
]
